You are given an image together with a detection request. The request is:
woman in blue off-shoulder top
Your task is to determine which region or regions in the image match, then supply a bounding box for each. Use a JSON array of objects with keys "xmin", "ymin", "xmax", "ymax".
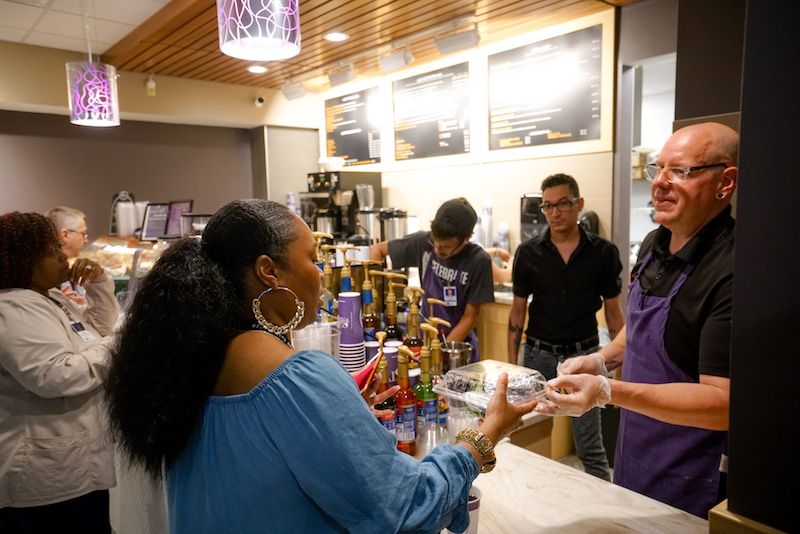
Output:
[{"xmin": 105, "ymin": 199, "xmax": 537, "ymax": 534}]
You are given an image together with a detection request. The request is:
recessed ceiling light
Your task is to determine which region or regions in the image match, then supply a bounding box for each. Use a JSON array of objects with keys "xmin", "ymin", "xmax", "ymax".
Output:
[
  {"xmin": 248, "ymin": 65, "xmax": 268, "ymax": 74},
  {"xmin": 325, "ymin": 32, "xmax": 349, "ymax": 42}
]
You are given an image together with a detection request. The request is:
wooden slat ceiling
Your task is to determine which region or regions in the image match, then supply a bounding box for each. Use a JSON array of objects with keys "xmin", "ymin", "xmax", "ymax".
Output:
[{"xmin": 102, "ymin": 0, "xmax": 635, "ymax": 93}]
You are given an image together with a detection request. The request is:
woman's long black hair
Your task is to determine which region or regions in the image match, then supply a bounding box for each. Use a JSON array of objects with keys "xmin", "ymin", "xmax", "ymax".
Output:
[{"xmin": 105, "ymin": 199, "xmax": 297, "ymax": 478}]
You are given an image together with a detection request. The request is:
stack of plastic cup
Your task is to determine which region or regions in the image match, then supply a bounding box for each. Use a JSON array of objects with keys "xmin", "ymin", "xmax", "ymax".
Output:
[
  {"xmin": 337, "ymin": 292, "xmax": 366, "ymax": 371},
  {"xmin": 291, "ymin": 319, "xmax": 341, "ymax": 359}
]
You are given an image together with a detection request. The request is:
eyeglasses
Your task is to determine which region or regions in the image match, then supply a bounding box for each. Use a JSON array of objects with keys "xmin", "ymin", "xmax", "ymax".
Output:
[
  {"xmin": 644, "ymin": 163, "xmax": 727, "ymax": 184},
  {"xmin": 428, "ymin": 236, "xmax": 465, "ymax": 257},
  {"xmin": 540, "ymin": 198, "xmax": 579, "ymax": 213},
  {"xmin": 67, "ymin": 229, "xmax": 89, "ymax": 239}
]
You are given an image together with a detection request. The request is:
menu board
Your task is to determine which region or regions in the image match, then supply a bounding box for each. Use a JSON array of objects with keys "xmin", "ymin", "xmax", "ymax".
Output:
[
  {"xmin": 393, "ymin": 62, "xmax": 470, "ymax": 160},
  {"xmin": 488, "ymin": 25, "xmax": 602, "ymax": 150},
  {"xmin": 325, "ymin": 87, "xmax": 381, "ymax": 165}
]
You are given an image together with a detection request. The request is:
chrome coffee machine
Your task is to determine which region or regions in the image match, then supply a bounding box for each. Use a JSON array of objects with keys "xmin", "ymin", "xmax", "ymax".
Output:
[
  {"xmin": 299, "ymin": 171, "xmax": 382, "ymax": 240},
  {"xmin": 520, "ymin": 193, "xmax": 548, "ymax": 242}
]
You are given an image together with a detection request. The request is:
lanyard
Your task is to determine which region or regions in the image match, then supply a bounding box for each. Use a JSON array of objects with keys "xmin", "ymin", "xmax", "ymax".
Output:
[{"xmin": 48, "ymin": 296, "xmax": 78, "ymax": 323}]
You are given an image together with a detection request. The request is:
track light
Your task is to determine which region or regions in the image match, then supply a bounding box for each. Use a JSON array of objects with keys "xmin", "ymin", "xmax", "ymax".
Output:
[
  {"xmin": 328, "ymin": 64, "xmax": 355, "ymax": 87},
  {"xmin": 281, "ymin": 82, "xmax": 306, "ymax": 100},
  {"xmin": 435, "ymin": 25, "xmax": 480, "ymax": 55},
  {"xmin": 380, "ymin": 46, "xmax": 414, "ymax": 73}
]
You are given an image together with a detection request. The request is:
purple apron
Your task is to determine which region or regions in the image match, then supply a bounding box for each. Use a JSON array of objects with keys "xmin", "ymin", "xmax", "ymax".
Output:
[
  {"xmin": 614, "ymin": 251, "xmax": 726, "ymax": 517},
  {"xmin": 420, "ymin": 252, "xmax": 480, "ymax": 362}
]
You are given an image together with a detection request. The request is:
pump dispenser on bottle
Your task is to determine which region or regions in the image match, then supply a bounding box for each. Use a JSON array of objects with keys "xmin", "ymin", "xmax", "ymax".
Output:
[
  {"xmin": 359, "ymin": 260, "xmax": 382, "ymax": 341},
  {"xmin": 403, "ymin": 287, "xmax": 425, "ymax": 361}
]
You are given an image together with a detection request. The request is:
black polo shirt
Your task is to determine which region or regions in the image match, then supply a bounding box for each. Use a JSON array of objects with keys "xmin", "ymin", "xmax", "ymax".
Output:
[
  {"xmin": 512, "ymin": 227, "xmax": 622, "ymax": 344},
  {"xmin": 633, "ymin": 206, "xmax": 734, "ymax": 380}
]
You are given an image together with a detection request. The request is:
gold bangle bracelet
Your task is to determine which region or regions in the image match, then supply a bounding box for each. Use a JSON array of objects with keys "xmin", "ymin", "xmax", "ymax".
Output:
[{"xmin": 455, "ymin": 428, "xmax": 496, "ymax": 473}]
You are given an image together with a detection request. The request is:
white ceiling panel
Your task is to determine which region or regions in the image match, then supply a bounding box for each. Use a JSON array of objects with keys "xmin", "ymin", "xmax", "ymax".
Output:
[
  {"xmin": 0, "ymin": 26, "xmax": 28, "ymax": 41},
  {"xmin": 51, "ymin": 0, "xmax": 168, "ymax": 25},
  {"xmin": 25, "ymin": 30, "xmax": 111, "ymax": 53},
  {"xmin": 36, "ymin": 9, "xmax": 134, "ymax": 43},
  {"xmin": 0, "ymin": 1, "xmax": 42, "ymax": 29},
  {"xmin": 0, "ymin": 0, "xmax": 164, "ymax": 52}
]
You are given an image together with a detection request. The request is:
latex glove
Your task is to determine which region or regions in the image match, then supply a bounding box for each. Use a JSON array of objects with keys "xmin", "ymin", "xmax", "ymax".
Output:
[
  {"xmin": 557, "ymin": 352, "xmax": 607, "ymax": 376},
  {"xmin": 535, "ymin": 374, "xmax": 611, "ymax": 417}
]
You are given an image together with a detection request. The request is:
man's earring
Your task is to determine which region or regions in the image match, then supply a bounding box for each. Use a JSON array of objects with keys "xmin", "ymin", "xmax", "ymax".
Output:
[{"xmin": 715, "ymin": 192, "xmax": 726, "ymax": 200}]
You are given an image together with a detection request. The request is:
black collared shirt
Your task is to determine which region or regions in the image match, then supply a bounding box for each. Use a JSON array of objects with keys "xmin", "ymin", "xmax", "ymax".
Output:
[
  {"xmin": 513, "ymin": 227, "xmax": 622, "ymax": 344},
  {"xmin": 633, "ymin": 206, "xmax": 735, "ymax": 379}
]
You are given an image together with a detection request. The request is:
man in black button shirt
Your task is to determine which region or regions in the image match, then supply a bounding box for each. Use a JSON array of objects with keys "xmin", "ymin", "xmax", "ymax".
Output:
[
  {"xmin": 508, "ymin": 173, "xmax": 625, "ymax": 480},
  {"xmin": 541, "ymin": 122, "xmax": 738, "ymax": 517}
]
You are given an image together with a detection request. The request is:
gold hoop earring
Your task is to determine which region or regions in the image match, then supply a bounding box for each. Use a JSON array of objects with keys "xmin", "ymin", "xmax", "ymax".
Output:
[{"xmin": 252, "ymin": 286, "xmax": 305, "ymax": 338}]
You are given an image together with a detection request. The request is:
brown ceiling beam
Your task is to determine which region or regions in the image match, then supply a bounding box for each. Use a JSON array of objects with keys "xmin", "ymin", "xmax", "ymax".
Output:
[{"xmin": 101, "ymin": 0, "xmax": 214, "ymax": 66}]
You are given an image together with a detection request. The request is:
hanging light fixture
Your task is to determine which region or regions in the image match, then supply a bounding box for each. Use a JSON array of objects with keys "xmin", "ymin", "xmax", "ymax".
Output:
[
  {"xmin": 216, "ymin": 0, "xmax": 301, "ymax": 61},
  {"xmin": 65, "ymin": 0, "xmax": 119, "ymax": 127}
]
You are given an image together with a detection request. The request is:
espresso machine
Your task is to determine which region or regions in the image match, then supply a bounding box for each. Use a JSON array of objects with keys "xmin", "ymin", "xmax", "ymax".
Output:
[
  {"xmin": 299, "ymin": 171, "xmax": 382, "ymax": 240},
  {"xmin": 520, "ymin": 193, "xmax": 548, "ymax": 242}
]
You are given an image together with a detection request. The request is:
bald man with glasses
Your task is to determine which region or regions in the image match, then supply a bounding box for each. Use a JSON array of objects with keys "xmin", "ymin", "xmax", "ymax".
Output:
[{"xmin": 539, "ymin": 122, "xmax": 739, "ymax": 517}]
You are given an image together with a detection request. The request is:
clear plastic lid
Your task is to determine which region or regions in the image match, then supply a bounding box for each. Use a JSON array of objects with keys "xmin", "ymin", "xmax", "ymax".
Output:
[{"xmin": 432, "ymin": 359, "xmax": 547, "ymax": 412}]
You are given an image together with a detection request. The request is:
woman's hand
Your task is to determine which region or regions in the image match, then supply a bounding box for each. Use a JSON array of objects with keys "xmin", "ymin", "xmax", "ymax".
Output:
[
  {"xmin": 479, "ymin": 373, "xmax": 538, "ymax": 444},
  {"xmin": 69, "ymin": 258, "xmax": 105, "ymax": 286},
  {"xmin": 353, "ymin": 371, "xmax": 400, "ymax": 419}
]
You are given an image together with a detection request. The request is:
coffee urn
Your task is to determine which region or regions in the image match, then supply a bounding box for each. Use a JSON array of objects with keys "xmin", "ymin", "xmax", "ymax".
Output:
[
  {"xmin": 355, "ymin": 184, "xmax": 381, "ymax": 244},
  {"xmin": 380, "ymin": 208, "xmax": 408, "ymax": 242}
]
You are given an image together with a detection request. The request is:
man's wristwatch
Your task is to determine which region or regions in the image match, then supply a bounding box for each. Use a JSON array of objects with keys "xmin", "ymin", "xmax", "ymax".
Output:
[{"xmin": 455, "ymin": 428, "xmax": 496, "ymax": 473}]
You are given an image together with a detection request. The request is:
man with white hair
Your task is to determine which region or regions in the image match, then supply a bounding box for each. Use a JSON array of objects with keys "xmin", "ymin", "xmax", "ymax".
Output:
[{"xmin": 46, "ymin": 206, "xmax": 90, "ymax": 306}]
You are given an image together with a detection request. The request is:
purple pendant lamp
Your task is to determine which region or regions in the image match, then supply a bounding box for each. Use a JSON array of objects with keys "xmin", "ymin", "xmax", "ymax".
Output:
[
  {"xmin": 65, "ymin": 1, "xmax": 119, "ymax": 127},
  {"xmin": 216, "ymin": 0, "xmax": 301, "ymax": 61}
]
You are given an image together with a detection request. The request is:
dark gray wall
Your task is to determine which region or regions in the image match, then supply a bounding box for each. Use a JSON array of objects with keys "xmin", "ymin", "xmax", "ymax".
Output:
[
  {"xmin": 0, "ymin": 110, "xmax": 253, "ymax": 237},
  {"xmin": 618, "ymin": 0, "xmax": 678, "ymax": 65},
  {"xmin": 728, "ymin": 2, "xmax": 798, "ymax": 531},
  {"xmin": 675, "ymin": 0, "xmax": 745, "ymax": 121}
]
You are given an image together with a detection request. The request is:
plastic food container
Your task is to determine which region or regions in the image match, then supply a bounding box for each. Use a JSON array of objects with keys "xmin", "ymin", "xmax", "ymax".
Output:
[{"xmin": 433, "ymin": 360, "xmax": 547, "ymax": 412}]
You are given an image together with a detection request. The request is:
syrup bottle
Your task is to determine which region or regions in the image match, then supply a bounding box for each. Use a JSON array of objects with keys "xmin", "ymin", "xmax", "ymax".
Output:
[
  {"xmin": 395, "ymin": 348, "xmax": 417, "ymax": 456},
  {"xmin": 425, "ymin": 318, "xmax": 451, "ymax": 427},
  {"xmin": 360, "ymin": 263, "xmax": 380, "ymax": 341},
  {"xmin": 374, "ymin": 354, "xmax": 396, "ymax": 434}
]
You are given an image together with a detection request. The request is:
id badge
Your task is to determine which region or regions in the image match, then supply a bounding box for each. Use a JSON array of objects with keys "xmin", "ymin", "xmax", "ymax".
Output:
[
  {"xmin": 71, "ymin": 321, "xmax": 96, "ymax": 342},
  {"xmin": 443, "ymin": 286, "xmax": 458, "ymax": 307}
]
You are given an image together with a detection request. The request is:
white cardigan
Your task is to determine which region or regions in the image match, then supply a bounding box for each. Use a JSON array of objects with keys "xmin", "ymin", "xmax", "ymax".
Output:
[{"xmin": 0, "ymin": 276, "xmax": 118, "ymax": 508}]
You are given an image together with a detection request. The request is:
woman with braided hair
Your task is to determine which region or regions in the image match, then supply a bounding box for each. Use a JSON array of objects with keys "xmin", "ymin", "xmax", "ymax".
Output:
[
  {"xmin": 106, "ymin": 199, "xmax": 537, "ymax": 534},
  {"xmin": 0, "ymin": 212, "xmax": 118, "ymax": 533}
]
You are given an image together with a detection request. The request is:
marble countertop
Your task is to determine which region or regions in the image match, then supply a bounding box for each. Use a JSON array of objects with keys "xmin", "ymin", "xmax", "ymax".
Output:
[{"xmin": 474, "ymin": 441, "xmax": 707, "ymax": 533}]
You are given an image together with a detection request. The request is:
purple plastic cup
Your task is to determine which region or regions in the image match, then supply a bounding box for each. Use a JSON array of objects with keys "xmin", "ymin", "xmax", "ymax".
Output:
[
  {"xmin": 365, "ymin": 341, "xmax": 380, "ymax": 361},
  {"xmin": 382, "ymin": 346, "xmax": 399, "ymax": 386},
  {"xmin": 337, "ymin": 292, "xmax": 364, "ymax": 345}
]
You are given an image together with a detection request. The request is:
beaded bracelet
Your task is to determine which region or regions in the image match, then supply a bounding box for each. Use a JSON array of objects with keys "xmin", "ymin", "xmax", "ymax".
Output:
[{"xmin": 455, "ymin": 428, "xmax": 496, "ymax": 473}]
